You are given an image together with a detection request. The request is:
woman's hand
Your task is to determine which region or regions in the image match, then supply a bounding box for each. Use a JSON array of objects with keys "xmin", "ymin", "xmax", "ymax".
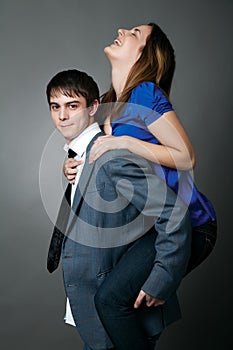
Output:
[
  {"xmin": 63, "ymin": 158, "xmax": 83, "ymax": 184},
  {"xmin": 134, "ymin": 290, "xmax": 165, "ymax": 308},
  {"xmin": 89, "ymin": 135, "xmax": 128, "ymax": 163}
]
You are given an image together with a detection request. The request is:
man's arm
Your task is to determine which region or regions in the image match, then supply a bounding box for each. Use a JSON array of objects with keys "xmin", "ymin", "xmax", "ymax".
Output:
[{"xmin": 106, "ymin": 150, "xmax": 192, "ymax": 302}]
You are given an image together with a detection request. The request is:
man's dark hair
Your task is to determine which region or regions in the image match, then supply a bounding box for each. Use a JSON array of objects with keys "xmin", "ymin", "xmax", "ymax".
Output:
[{"xmin": 46, "ymin": 69, "xmax": 100, "ymax": 106}]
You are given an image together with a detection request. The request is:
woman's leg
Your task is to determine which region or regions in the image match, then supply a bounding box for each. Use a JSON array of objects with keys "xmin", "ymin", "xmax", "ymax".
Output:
[
  {"xmin": 148, "ymin": 333, "xmax": 161, "ymax": 350},
  {"xmin": 186, "ymin": 220, "xmax": 217, "ymax": 274},
  {"xmin": 94, "ymin": 230, "xmax": 157, "ymax": 350}
]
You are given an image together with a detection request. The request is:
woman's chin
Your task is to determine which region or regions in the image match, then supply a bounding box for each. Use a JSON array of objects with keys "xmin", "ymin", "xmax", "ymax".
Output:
[
  {"xmin": 104, "ymin": 45, "xmax": 118, "ymax": 64},
  {"xmin": 104, "ymin": 45, "xmax": 111, "ymax": 55}
]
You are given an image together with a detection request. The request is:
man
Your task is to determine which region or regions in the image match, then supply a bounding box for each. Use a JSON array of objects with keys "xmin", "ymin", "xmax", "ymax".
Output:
[{"xmin": 46, "ymin": 69, "xmax": 191, "ymax": 350}]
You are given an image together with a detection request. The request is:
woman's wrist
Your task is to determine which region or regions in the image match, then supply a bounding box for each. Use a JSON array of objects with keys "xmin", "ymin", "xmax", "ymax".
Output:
[{"xmin": 120, "ymin": 135, "xmax": 133, "ymax": 150}]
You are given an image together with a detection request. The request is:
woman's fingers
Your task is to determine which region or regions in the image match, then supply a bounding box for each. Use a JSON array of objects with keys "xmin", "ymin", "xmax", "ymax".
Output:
[
  {"xmin": 66, "ymin": 167, "xmax": 78, "ymax": 175},
  {"xmin": 89, "ymin": 135, "xmax": 121, "ymax": 163},
  {"xmin": 89, "ymin": 143, "xmax": 107, "ymax": 163},
  {"xmin": 93, "ymin": 135, "xmax": 111, "ymax": 144},
  {"xmin": 63, "ymin": 158, "xmax": 83, "ymax": 183},
  {"xmin": 67, "ymin": 175, "xmax": 76, "ymax": 184}
]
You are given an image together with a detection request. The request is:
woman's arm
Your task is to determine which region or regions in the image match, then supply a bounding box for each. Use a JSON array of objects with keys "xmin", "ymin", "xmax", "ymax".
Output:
[{"xmin": 89, "ymin": 110, "xmax": 196, "ymax": 170}]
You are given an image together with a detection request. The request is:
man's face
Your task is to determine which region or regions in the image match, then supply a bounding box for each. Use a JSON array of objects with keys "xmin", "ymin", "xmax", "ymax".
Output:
[{"xmin": 49, "ymin": 92, "xmax": 94, "ymax": 144}]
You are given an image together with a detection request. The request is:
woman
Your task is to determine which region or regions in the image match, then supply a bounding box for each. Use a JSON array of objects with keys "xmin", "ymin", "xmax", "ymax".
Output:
[{"xmin": 65, "ymin": 23, "xmax": 217, "ymax": 349}]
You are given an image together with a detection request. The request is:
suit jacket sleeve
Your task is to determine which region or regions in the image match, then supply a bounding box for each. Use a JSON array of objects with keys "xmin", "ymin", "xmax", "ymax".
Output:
[{"xmin": 106, "ymin": 151, "xmax": 192, "ymax": 301}]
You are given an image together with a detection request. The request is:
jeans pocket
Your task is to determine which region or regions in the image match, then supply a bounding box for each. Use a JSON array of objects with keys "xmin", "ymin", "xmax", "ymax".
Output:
[
  {"xmin": 186, "ymin": 221, "xmax": 217, "ymax": 273},
  {"xmin": 197, "ymin": 235, "xmax": 215, "ymax": 264}
]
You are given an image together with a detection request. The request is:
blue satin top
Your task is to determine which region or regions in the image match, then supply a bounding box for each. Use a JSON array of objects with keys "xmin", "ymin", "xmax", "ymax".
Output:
[{"xmin": 112, "ymin": 81, "xmax": 216, "ymax": 227}]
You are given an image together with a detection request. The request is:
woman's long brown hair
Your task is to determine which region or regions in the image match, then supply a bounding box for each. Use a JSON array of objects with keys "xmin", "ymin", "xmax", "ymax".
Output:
[
  {"xmin": 98, "ymin": 23, "xmax": 176, "ymax": 125},
  {"xmin": 102, "ymin": 23, "xmax": 175, "ymax": 104}
]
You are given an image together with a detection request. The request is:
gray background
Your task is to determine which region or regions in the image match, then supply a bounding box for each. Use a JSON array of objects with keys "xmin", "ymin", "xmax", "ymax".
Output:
[{"xmin": 1, "ymin": 0, "xmax": 232, "ymax": 349}]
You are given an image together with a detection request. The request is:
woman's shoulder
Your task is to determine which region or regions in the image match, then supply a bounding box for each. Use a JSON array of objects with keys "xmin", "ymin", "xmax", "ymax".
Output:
[
  {"xmin": 131, "ymin": 81, "xmax": 168, "ymax": 100},
  {"xmin": 130, "ymin": 81, "xmax": 171, "ymax": 109}
]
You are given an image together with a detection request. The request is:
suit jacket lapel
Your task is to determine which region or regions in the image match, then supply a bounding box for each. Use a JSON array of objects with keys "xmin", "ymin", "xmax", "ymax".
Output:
[
  {"xmin": 47, "ymin": 131, "xmax": 104, "ymax": 272},
  {"xmin": 66, "ymin": 131, "xmax": 104, "ymax": 234}
]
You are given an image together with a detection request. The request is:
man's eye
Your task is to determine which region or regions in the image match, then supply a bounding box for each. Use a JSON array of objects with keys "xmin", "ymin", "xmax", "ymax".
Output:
[
  {"xmin": 51, "ymin": 105, "xmax": 59, "ymax": 110},
  {"xmin": 131, "ymin": 32, "xmax": 136, "ymax": 36},
  {"xmin": 69, "ymin": 104, "xmax": 78, "ymax": 109}
]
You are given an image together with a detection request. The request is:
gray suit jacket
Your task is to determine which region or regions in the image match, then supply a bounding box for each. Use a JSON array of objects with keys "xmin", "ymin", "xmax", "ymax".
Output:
[{"xmin": 52, "ymin": 133, "xmax": 191, "ymax": 348}]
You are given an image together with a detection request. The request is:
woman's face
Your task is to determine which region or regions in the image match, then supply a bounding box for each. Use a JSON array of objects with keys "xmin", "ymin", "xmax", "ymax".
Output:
[{"xmin": 104, "ymin": 25, "xmax": 152, "ymax": 67}]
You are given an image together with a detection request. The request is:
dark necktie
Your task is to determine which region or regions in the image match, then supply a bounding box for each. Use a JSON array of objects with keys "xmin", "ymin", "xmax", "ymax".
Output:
[
  {"xmin": 68, "ymin": 148, "xmax": 77, "ymax": 159},
  {"xmin": 47, "ymin": 148, "xmax": 76, "ymax": 273}
]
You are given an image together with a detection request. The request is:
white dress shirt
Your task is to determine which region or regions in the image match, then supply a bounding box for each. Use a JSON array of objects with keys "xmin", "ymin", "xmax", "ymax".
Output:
[{"xmin": 63, "ymin": 122, "xmax": 101, "ymax": 327}]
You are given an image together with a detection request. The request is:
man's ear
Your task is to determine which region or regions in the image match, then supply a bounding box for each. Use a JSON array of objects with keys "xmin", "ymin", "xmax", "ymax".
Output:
[{"xmin": 89, "ymin": 99, "xmax": 99, "ymax": 117}]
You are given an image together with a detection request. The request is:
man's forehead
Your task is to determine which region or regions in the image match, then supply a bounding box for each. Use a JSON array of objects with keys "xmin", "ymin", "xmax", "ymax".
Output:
[{"xmin": 50, "ymin": 92, "xmax": 82, "ymax": 103}]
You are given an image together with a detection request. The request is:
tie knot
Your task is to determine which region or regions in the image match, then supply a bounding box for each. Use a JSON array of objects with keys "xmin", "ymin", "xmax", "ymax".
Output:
[{"xmin": 68, "ymin": 148, "xmax": 77, "ymax": 158}]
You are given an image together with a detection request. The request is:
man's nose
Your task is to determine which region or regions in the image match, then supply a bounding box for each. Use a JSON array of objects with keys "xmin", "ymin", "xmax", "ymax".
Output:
[{"xmin": 59, "ymin": 107, "xmax": 69, "ymax": 120}]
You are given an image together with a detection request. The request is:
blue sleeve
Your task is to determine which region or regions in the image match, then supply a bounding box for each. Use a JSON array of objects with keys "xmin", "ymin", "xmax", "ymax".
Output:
[{"xmin": 130, "ymin": 82, "xmax": 173, "ymax": 126}]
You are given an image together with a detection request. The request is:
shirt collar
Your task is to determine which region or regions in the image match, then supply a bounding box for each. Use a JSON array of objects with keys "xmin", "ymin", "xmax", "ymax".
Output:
[{"xmin": 63, "ymin": 122, "xmax": 101, "ymax": 157}]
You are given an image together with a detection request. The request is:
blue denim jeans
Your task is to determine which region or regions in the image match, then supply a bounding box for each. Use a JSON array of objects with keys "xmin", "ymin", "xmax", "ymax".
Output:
[
  {"xmin": 86, "ymin": 222, "xmax": 216, "ymax": 350},
  {"xmin": 186, "ymin": 220, "xmax": 217, "ymax": 274},
  {"xmin": 92, "ymin": 221, "xmax": 216, "ymax": 350},
  {"xmin": 83, "ymin": 333, "xmax": 160, "ymax": 349},
  {"xmin": 94, "ymin": 230, "xmax": 160, "ymax": 350}
]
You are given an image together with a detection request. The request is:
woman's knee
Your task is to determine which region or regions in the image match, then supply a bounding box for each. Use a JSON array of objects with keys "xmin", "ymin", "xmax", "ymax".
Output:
[
  {"xmin": 95, "ymin": 282, "xmax": 132, "ymax": 317},
  {"xmin": 95, "ymin": 283, "xmax": 118, "ymax": 310},
  {"xmin": 94, "ymin": 286, "xmax": 111, "ymax": 315}
]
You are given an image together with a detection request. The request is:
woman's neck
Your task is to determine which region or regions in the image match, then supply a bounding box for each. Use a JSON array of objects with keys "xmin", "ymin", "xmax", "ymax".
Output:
[{"xmin": 111, "ymin": 66, "xmax": 130, "ymax": 100}]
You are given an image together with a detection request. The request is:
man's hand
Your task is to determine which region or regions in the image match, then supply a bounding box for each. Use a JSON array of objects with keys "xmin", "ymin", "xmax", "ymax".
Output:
[{"xmin": 134, "ymin": 290, "xmax": 165, "ymax": 308}]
